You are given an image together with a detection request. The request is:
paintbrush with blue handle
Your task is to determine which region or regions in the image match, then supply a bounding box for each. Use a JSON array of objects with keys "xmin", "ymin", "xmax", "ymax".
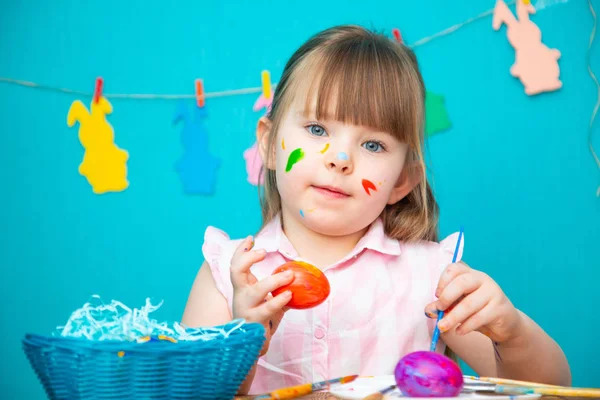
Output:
[{"xmin": 430, "ymin": 227, "xmax": 464, "ymax": 352}]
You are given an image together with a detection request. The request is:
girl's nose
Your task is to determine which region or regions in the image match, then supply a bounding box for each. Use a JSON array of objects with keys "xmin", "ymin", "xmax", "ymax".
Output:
[{"xmin": 325, "ymin": 150, "xmax": 353, "ymax": 174}]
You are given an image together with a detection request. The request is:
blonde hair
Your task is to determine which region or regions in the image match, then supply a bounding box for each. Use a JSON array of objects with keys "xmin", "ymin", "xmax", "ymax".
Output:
[{"xmin": 259, "ymin": 25, "xmax": 439, "ymax": 243}]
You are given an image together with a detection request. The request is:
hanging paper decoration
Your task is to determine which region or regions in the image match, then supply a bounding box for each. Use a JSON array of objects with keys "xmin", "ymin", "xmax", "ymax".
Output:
[
  {"xmin": 492, "ymin": 0, "xmax": 562, "ymax": 96},
  {"xmin": 173, "ymin": 102, "xmax": 220, "ymax": 195},
  {"xmin": 67, "ymin": 93, "xmax": 129, "ymax": 195},
  {"xmin": 243, "ymin": 71, "xmax": 273, "ymax": 186},
  {"xmin": 253, "ymin": 93, "xmax": 273, "ymax": 113},
  {"xmin": 425, "ymin": 91, "xmax": 452, "ymax": 136},
  {"xmin": 243, "ymin": 142, "xmax": 264, "ymax": 186}
]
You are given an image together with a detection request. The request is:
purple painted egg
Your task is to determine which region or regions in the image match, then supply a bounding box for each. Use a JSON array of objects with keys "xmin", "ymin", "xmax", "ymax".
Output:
[{"xmin": 394, "ymin": 351, "xmax": 464, "ymax": 397}]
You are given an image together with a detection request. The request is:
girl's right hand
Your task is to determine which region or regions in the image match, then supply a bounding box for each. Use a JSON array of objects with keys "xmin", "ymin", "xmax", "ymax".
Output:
[{"xmin": 230, "ymin": 235, "xmax": 294, "ymax": 355}]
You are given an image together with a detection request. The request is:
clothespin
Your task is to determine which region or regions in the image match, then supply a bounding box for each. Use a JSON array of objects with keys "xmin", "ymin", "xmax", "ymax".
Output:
[
  {"xmin": 93, "ymin": 77, "xmax": 103, "ymax": 104},
  {"xmin": 392, "ymin": 28, "xmax": 403, "ymax": 44},
  {"xmin": 195, "ymin": 79, "xmax": 205, "ymax": 108},
  {"xmin": 261, "ymin": 70, "xmax": 272, "ymax": 99}
]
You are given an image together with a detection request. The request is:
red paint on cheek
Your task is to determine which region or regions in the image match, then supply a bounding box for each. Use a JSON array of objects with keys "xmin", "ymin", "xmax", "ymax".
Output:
[{"xmin": 362, "ymin": 179, "xmax": 377, "ymax": 195}]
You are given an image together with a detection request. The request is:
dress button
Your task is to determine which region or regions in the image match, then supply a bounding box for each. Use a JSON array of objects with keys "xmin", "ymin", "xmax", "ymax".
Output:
[{"xmin": 314, "ymin": 328, "xmax": 325, "ymax": 339}]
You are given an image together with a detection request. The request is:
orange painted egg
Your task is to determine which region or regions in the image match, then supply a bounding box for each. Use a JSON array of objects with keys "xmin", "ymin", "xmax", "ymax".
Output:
[{"xmin": 271, "ymin": 261, "xmax": 330, "ymax": 309}]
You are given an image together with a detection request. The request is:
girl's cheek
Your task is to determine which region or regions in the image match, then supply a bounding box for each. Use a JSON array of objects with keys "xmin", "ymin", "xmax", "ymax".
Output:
[
  {"xmin": 360, "ymin": 178, "xmax": 379, "ymax": 197},
  {"xmin": 359, "ymin": 174, "xmax": 393, "ymax": 197},
  {"xmin": 317, "ymin": 143, "xmax": 330, "ymax": 154},
  {"xmin": 276, "ymin": 147, "xmax": 310, "ymax": 177},
  {"xmin": 277, "ymin": 137, "xmax": 325, "ymax": 174},
  {"xmin": 283, "ymin": 148, "xmax": 306, "ymax": 172}
]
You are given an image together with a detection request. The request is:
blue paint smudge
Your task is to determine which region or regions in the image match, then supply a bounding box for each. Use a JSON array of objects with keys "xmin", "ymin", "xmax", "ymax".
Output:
[
  {"xmin": 299, "ymin": 209, "xmax": 305, "ymax": 218},
  {"xmin": 337, "ymin": 152, "xmax": 348, "ymax": 160}
]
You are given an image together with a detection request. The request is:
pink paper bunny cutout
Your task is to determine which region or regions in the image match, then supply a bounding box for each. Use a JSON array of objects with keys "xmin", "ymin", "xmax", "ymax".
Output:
[
  {"xmin": 242, "ymin": 93, "xmax": 273, "ymax": 186},
  {"xmin": 253, "ymin": 93, "xmax": 273, "ymax": 113},
  {"xmin": 243, "ymin": 142, "xmax": 264, "ymax": 186},
  {"xmin": 493, "ymin": 0, "xmax": 562, "ymax": 95}
]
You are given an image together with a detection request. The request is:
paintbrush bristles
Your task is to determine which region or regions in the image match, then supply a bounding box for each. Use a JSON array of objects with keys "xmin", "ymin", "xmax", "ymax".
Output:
[
  {"xmin": 361, "ymin": 393, "xmax": 384, "ymax": 400},
  {"xmin": 361, "ymin": 384, "xmax": 397, "ymax": 400}
]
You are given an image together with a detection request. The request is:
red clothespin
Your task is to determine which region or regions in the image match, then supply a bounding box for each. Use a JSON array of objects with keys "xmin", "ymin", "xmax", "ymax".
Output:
[
  {"xmin": 195, "ymin": 79, "xmax": 205, "ymax": 108},
  {"xmin": 93, "ymin": 77, "xmax": 103, "ymax": 104},
  {"xmin": 392, "ymin": 28, "xmax": 403, "ymax": 44}
]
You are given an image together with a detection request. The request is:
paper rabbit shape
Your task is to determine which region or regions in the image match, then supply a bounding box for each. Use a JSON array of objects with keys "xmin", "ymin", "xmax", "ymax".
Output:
[
  {"xmin": 243, "ymin": 141, "xmax": 264, "ymax": 186},
  {"xmin": 493, "ymin": 0, "xmax": 562, "ymax": 95},
  {"xmin": 173, "ymin": 103, "xmax": 220, "ymax": 195},
  {"xmin": 242, "ymin": 92, "xmax": 273, "ymax": 186},
  {"xmin": 253, "ymin": 93, "xmax": 273, "ymax": 114},
  {"xmin": 67, "ymin": 97, "xmax": 129, "ymax": 194}
]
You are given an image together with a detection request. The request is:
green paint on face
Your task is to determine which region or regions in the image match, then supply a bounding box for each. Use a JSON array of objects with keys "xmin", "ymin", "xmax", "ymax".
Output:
[{"xmin": 285, "ymin": 148, "xmax": 305, "ymax": 172}]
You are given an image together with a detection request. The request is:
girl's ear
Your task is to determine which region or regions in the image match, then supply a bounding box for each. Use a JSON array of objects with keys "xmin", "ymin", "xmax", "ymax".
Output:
[
  {"xmin": 256, "ymin": 116, "xmax": 276, "ymax": 170},
  {"xmin": 387, "ymin": 162, "xmax": 423, "ymax": 205}
]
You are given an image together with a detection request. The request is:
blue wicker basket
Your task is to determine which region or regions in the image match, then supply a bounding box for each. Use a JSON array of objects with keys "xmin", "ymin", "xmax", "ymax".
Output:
[{"xmin": 22, "ymin": 321, "xmax": 266, "ymax": 400}]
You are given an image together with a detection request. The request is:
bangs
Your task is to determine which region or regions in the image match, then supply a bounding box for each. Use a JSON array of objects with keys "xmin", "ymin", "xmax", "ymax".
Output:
[{"xmin": 285, "ymin": 34, "xmax": 424, "ymax": 148}]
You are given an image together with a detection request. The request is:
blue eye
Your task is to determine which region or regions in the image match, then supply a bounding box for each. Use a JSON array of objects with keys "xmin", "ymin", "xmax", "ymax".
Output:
[
  {"xmin": 307, "ymin": 124, "xmax": 327, "ymax": 137},
  {"xmin": 363, "ymin": 141, "xmax": 385, "ymax": 153}
]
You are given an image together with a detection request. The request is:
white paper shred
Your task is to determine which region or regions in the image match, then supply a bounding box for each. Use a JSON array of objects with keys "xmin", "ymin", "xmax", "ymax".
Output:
[{"xmin": 56, "ymin": 295, "xmax": 245, "ymax": 342}]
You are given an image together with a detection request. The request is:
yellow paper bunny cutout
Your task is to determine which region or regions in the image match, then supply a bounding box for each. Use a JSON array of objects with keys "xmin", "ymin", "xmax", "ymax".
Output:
[{"xmin": 67, "ymin": 97, "xmax": 129, "ymax": 194}]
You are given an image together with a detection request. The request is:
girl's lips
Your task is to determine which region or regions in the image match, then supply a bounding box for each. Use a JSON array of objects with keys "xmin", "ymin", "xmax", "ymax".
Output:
[{"xmin": 312, "ymin": 185, "xmax": 350, "ymax": 199}]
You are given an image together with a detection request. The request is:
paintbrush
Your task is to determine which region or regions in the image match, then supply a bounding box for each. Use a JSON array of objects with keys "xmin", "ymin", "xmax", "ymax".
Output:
[
  {"xmin": 430, "ymin": 227, "xmax": 464, "ymax": 352},
  {"xmin": 522, "ymin": 386, "xmax": 600, "ymax": 397},
  {"xmin": 464, "ymin": 375, "xmax": 562, "ymax": 388},
  {"xmin": 360, "ymin": 382, "xmax": 507, "ymax": 399},
  {"xmin": 361, "ymin": 384, "xmax": 397, "ymax": 400},
  {"xmin": 475, "ymin": 384, "xmax": 600, "ymax": 398},
  {"xmin": 253, "ymin": 375, "xmax": 358, "ymax": 400}
]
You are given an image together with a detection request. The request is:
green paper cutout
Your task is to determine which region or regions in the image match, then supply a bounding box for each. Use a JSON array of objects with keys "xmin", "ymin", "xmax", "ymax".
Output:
[
  {"xmin": 425, "ymin": 91, "xmax": 452, "ymax": 137},
  {"xmin": 286, "ymin": 148, "xmax": 305, "ymax": 172}
]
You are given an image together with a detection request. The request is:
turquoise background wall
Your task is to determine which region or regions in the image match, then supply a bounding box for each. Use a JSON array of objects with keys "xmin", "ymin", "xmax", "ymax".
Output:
[{"xmin": 1, "ymin": 0, "xmax": 598, "ymax": 397}]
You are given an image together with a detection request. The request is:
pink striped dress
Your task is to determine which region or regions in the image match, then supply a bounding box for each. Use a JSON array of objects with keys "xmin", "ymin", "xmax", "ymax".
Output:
[{"xmin": 202, "ymin": 214, "xmax": 463, "ymax": 394}]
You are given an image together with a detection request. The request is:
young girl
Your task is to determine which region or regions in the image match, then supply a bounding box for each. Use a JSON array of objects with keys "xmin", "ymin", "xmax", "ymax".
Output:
[{"xmin": 182, "ymin": 25, "xmax": 571, "ymax": 395}]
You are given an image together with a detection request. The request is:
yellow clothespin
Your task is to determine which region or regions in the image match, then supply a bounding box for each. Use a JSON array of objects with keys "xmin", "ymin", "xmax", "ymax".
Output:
[{"xmin": 261, "ymin": 70, "xmax": 272, "ymax": 99}]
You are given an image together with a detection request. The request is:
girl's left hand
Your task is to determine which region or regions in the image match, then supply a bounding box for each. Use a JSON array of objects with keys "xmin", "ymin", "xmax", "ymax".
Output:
[{"xmin": 424, "ymin": 262, "xmax": 524, "ymax": 344}]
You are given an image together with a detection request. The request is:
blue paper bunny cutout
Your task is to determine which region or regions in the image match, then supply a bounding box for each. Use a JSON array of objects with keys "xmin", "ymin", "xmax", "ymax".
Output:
[{"xmin": 173, "ymin": 102, "xmax": 220, "ymax": 195}]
